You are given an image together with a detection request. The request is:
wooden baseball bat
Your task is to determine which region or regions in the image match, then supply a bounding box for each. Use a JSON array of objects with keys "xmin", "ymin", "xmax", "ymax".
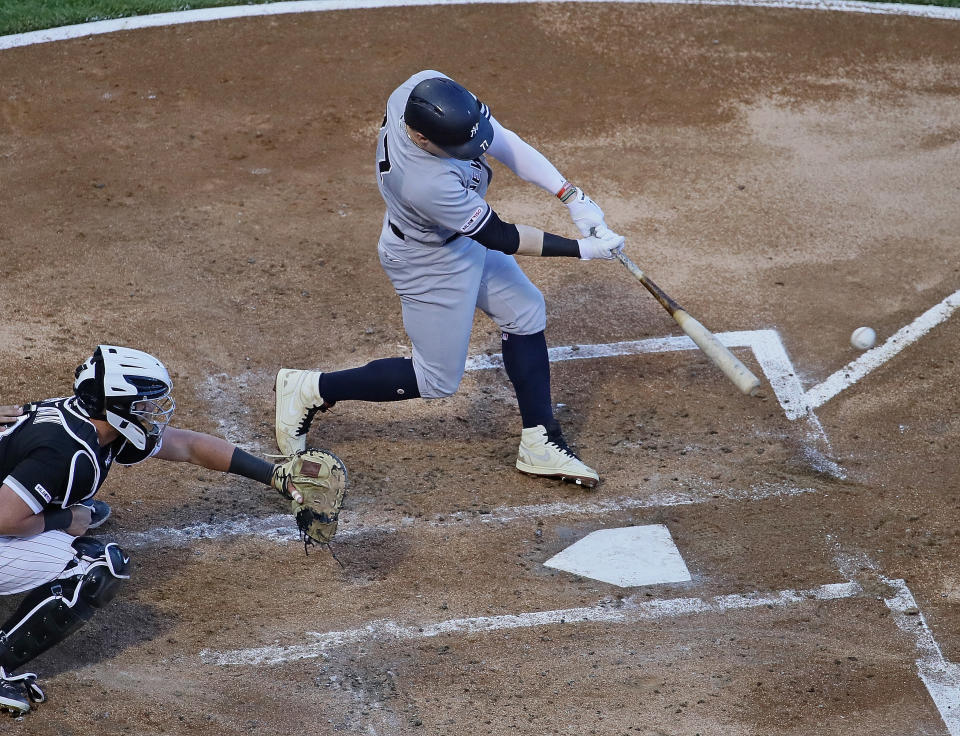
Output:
[{"xmin": 616, "ymin": 250, "xmax": 762, "ymax": 396}]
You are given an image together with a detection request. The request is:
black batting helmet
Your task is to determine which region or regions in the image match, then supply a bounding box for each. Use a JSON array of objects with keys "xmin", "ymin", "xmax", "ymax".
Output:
[{"xmin": 404, "ymin": 77, "xmax": 494, "ymax": 160}]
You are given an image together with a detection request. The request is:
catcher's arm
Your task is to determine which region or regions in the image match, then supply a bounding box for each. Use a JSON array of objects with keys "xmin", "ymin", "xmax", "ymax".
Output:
[
  {"xmin": 157, "ymin": 436, "xmax": 349, "ymax": 549},
  {"xmin": 155, "ymin": 430, "xmax": 305, "ymax": 500}
]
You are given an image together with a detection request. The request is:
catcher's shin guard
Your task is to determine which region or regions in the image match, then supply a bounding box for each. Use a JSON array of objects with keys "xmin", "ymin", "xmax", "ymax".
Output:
[
  {"xmin": 516, "ymin": 422, "xmax": 599, "ymax": 488},
  {"xmin": 275, "ymin": 369, "xmax": 329, "ymax": 456},
  {"xmin": 0, "ymin": 539, "xmax": 130, "ymax": 672}
]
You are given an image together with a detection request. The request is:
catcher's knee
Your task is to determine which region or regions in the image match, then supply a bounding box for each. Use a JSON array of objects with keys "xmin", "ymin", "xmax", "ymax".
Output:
[
  {"xmin": 71, "ymin": 537, "xmax": 131, "ymax": 607},
  {"xmin": 0, "ymin": 539, "xmax": 130, "ymax": 671}
]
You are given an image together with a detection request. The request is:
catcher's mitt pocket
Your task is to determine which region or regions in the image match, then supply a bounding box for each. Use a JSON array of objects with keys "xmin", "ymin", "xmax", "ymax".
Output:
[{"xmin": 275, "ymin": 448, "xmax": 348, "ymax": 551}]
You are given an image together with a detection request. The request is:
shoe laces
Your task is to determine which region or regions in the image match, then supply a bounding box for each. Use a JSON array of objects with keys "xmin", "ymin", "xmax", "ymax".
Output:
[
  {"xmin": 544, "ymin": 423, "xmax": 580, "ymax": 460},
  {"xmin": 297, "ymin": 400, "xmax": 337, "ymax": 436},
  {"xmin": 297, "ymin": 406, "xmax": 320, "ymax": 436}
]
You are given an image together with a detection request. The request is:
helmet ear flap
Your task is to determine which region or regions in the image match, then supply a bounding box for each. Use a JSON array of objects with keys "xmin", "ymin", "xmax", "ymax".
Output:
[{"xmin": 73, "ymin": 349, "xmax": 106, "ymax": 418}]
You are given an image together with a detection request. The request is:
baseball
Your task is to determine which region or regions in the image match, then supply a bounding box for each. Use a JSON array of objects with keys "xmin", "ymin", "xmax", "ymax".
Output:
[{"xmin": 850, "ymin": 326, "xmax": 877, "ymax": 350}]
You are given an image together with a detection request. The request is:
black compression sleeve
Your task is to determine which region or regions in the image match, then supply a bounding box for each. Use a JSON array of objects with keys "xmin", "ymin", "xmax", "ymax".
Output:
[
  {"xmin": 43, "ymin": 508, "xmax": 73, "ymax": 532},
  {"xmin": 542, "ymin": 232, "xmax": 581, "ymax": 258},
  {"xmin": 228, "ymin": 447, "xmax": 275, "ymax": 485},
  {"xmin": 471, "ymin": 209, "xmax": 520, "ymax": 255}
]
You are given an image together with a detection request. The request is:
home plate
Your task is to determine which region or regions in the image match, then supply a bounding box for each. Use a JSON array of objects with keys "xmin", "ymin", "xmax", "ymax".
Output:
[{"xmin": 544, "ymin": 525, "xmax": 692, "ymax": 587}]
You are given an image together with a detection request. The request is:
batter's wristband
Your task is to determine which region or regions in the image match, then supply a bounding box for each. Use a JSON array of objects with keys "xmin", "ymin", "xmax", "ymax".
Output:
[
  {"xmin": 556, "ymin": 182, "xmax": 577, "ymax": 203},
  {"xmin": 228, "ymin": 447, "xmax": 275, "ymax": 486},
  {"xmin": 43, "ymin": 508, "xmax": 73, "ymax": 532},
  {"xmin": 542, "ymin": 232, "xmax": 581, "ymax": 258}
]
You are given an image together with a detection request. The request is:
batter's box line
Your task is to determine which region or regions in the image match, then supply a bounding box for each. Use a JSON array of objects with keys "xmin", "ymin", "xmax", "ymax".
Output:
[
  {"xmin": 202, "ymin": 581, "xmax": 863, "ymax": 665},
  {"xmin": 467, "ymin": 330, "xmax": 810, "ymax": 419},
  {"xmin": 466, "ymin": 329, "xmax": 853, "ymax": 477},
  {"xmin": 467, "ymin": 287, "xmax": 960, "ymax": 423},
  {"xmin": 200, "ymin": 575, "xmax": 960, "ymax": 734},
  {"xmin": 121, "ymin": 480, "xmax": 818, "ymax": 548}
]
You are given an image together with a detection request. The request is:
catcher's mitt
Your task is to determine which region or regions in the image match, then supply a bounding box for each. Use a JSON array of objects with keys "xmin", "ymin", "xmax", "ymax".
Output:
[{"xmin": 271, "ymin": 448, "xmax": 348, "ymax": 551}]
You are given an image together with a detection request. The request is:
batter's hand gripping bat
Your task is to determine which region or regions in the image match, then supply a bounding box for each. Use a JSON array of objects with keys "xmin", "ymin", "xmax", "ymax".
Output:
[{"xmin": 615, "ymin": 250, "xmax": 762, "ymax": 396}]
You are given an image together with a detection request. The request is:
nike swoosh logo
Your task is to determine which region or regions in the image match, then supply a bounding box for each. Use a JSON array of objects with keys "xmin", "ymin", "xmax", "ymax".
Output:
[
  {"xmin": 283, "ymin": 395, "xmax": 301, "ymax": 419},
  {"xmin": 527, "ymin": 447, "xmax": 553, "ymax": 463}
]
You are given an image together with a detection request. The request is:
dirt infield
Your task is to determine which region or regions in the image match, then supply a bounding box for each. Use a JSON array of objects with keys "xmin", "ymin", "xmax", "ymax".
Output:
[{"xmin": 1, "ymin": 3, "xmax": 959, "ymax": 733}]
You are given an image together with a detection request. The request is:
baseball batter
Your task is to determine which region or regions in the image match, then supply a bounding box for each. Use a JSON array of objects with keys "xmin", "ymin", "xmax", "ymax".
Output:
[
  {"xmin": 0, "ymin": 345, "xmax": 337, "ymax": 714},
  {"xmin": 277, "ymin": 70, "xmax": 624, "ymax": 487}
]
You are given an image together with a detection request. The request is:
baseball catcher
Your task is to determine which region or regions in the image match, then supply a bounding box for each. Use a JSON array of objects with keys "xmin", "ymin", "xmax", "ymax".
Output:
[{"xmin": 0, "ymin": 345, "xmax": 347, "ymax": 715}]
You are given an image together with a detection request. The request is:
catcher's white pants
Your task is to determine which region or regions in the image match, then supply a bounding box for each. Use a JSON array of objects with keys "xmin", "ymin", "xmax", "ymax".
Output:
[
  {"xmin": 378, "ymin": 232, "xmax": 546, "ymax": 399},
  {"xmin": 0, "ymin": 531, "xmax": 78, "ymax": 595}
]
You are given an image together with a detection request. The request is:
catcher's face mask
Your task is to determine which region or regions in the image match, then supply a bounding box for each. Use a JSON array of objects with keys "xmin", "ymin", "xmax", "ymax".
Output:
[{"xmin": 128, "ymin": 395, "xmax": 176, "ymax": 439}]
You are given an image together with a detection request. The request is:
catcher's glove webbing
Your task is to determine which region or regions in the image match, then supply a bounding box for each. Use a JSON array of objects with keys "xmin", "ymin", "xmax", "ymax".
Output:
[{"xmin": 271, "ymin": 448, "xmax": 348, "ymax": 552}]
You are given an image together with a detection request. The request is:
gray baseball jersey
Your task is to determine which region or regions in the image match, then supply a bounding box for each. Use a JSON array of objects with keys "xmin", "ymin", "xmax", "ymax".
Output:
[
  {"xmin": 376, "ymin": 69, "xmax": 494, "ymax": 246},
  {"xmin": 374, "ymin": 71, "xmax": 546, "ymax": 399}
]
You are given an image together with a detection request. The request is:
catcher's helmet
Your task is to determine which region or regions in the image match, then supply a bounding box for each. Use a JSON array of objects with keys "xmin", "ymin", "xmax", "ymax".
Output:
[
  {"xmin": 404, "ymin": 77, "xmax": 494, "ymax": 160},
  {"xmin": 74, "ymin": 345, "xmax": 175, "ymax": 457}
]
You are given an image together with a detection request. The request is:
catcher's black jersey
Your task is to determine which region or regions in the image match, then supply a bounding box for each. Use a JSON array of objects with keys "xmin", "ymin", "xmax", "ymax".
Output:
[{"xmin": 0, "ymin": 398, "xmax": 114, "ymax": 514}]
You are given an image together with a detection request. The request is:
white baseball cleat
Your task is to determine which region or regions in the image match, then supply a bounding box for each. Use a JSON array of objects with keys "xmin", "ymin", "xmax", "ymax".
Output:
[
  {"xmin": 274, "ymin": 369, "xmax": 327, "ymax": 457},
  {"xmin": 516, "ymin": 423, "xmax": 599, "ymax": 488}
]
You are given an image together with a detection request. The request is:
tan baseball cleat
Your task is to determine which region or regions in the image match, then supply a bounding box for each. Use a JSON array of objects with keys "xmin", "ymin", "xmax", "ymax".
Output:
[
  {"xmin": 274, "ymin": 369, "xmax": 327, "ymax": 457},
  {"xmin": 515, "ymin": 423, "xmax": 599, "ymax": 488}
]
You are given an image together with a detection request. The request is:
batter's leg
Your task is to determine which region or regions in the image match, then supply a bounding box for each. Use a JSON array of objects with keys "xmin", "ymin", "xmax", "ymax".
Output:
[
  {"xmin": 500, "ymin": 330, "xmax": 553, "ymax": 429},
  {"xmin": 275, "ymin": 359, "xmax": 420, "ymax": 456},
  {"xmin": 477, "ymin": 251, "xmax": 599, "ymax": 487},
  {"xmin": 275, "ymin": 238, "xmax": 485, "ymax": 455}
]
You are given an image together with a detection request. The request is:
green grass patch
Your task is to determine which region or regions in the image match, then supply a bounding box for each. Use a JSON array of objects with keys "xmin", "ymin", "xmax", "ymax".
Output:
[
  {"xmin": 1, "ymin": 0, "xmax": 957, "ymax": 37},
  {"xmin": 0, "ymin": 0, "xmax": 277, "ymax": 36}
]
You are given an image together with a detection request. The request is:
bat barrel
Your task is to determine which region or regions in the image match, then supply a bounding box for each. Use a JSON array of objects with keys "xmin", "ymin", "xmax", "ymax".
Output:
[{"xmin": 616, "ymin": 250, "xmax": 762, "ymax": 396}]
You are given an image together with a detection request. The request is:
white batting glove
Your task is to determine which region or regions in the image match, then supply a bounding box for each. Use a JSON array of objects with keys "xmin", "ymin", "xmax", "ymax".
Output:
[
  {"xmin": 578, "ymin": 227, "xmax": 624, "ymax": 260},
  {"xmin": 564, "ymin": 187, "xmax": 606, "ymax": 237}
]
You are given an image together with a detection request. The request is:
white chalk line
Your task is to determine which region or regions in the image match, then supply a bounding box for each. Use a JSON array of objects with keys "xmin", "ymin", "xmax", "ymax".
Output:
[
  {"xmin": 468, "ymin": 287, "xmax": 960, "ymax": 421},
  {"xmin": 201, "ymin": 573, "xmax": 960, "ymax": 734},
  {"xmin": 884, "ymin": 577, "xmax": 960, "ymax": 735},
  {"xmin": 2, "ymin": 0, "xmax": 959, "ymax": 50},
  {"xmin": 119, "ymin": 328, "xmax": 835, "ymax": 551},
  {"xmin": 803, "ymin": 289, "xmax": 960, "ymax": 412},
  {"xmin": 466, "ymin": 329, "xmax": 808, "ymax": 418},
  {"xmin": 832, "ymin": 549, "xmax": 960, "ymax": 732},
  {"xmin": 120, "ymin": 480, "xmax": 816, "ymax": 547},
  {"xmin": 200, "ymin": 580, "xmax": 861, "ymax": 666},
  {"xmin": 2, "ymin": 1, "xmax": 954, "ymax": 728},
  {"xmin": 468, "ymin": 328, "xmax": 847, "ymax": 477}
]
